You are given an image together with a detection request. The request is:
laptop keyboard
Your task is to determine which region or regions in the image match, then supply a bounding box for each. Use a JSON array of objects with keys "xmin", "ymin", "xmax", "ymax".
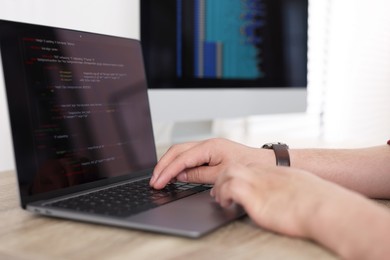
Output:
[{"xmin": 47, "ymin": 179, "xmax": 212, "ymax": 218}]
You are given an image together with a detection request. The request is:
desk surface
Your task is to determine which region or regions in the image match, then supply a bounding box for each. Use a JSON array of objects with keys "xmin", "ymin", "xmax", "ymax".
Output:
[{"xmin": 1, "ymin": 170, "xmax": 387, "ymax": 260}]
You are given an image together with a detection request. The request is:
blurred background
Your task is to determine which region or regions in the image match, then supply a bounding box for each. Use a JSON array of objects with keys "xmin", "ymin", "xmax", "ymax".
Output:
[{"xmin": 1, "ymin": 0, "xmax": 390, "ymax": 172}]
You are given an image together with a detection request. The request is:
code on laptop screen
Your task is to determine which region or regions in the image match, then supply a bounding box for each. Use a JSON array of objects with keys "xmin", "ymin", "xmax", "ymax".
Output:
[{"xmin": 0, "ymin": 20, "xmax": 157, "ymax": 196}]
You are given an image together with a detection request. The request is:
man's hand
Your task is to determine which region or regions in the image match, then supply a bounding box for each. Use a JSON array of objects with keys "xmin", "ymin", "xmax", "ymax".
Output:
[
  {"xmin": 210, "ymin": 163, "xmax": 390, "ymax": 259},
  {"xmin": 150, "ymin": 138, "xmax": 274, "ymax": 189},
  {"xmin": 210, "ymin": 163, "xmax": 334, "ymax": 237}
]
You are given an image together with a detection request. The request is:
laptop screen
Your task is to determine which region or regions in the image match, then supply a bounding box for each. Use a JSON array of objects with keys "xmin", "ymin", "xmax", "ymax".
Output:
[{"xmin": 0, "ymin": 20, "xmax": 157, "ymax": 197}]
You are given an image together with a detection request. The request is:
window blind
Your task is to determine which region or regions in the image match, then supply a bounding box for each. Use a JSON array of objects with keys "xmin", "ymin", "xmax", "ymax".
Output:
[{"xmin": 309, "ymin": 0, "xmax": 390, "ymax": 147}]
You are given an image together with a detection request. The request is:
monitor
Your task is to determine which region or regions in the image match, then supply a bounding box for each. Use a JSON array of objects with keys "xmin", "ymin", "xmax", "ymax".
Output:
[{"xmin": 141, "ymin": 0, "xmax": 308, "ymax": 141}]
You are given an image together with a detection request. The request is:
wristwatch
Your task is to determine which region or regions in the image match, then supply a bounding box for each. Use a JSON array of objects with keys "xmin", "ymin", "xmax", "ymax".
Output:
[{"xmin": 262, "ymin": 142, "xmax": 290, "ymax": 167}]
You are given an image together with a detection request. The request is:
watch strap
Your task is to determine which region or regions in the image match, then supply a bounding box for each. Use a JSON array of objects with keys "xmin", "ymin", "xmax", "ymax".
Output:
[{"xmin": 262, "ymin": 142, "xmax": 290, "ymax": 167}]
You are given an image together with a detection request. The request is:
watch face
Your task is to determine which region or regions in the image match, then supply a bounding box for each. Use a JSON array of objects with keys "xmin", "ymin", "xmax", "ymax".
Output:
[
  {"xmin": 261, "ymin": 143, "xmax": 274, "ymax": 149},
  {"xmin": 262, "ymin": 142, "xmax": 289, "ymax": 149}
]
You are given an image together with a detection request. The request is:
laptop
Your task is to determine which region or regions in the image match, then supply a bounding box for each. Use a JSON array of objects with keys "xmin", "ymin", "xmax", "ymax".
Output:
[{"xmin": 0, "ymin": 20, "xmax": 245, "ymax": 238}]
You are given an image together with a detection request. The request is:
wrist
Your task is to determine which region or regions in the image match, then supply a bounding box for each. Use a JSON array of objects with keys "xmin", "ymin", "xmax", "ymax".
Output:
[{"xmin": 253, "ymin": 147, "xmax": 276, "ymax": 166}]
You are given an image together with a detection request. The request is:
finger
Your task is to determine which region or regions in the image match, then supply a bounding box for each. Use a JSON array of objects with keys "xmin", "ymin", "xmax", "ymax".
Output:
[
  {"xmin": 212, "ymin": 164, "xmax": 245, "ymax": 204},
  {"xmin": 176, "ymin": 165, "xmax": 221, "ymax": 184},
  {"xmin": 215, "ymin": 173, "xmax": 256, "ymax": 209},
  {"xmin": 151, "ymin": 141, "xmax": 218, "ymax": 189},
  {"xmin": 213, "ymin": 164, "xmax": 262, "ymax": 207},
  {"xmin": 215, "ymin": 180, "xmax": 234, "ymax": 208},
  {"xmin": 150, "ymin": 142, "xmax": 199, "ymax": 186},
  {"xmin": 153, "ymin": 142, "xmax": 198, "ymax": 176},
  {"xmin": 210, "ymin": 187, "xmax": 215, "ymax": 197}
]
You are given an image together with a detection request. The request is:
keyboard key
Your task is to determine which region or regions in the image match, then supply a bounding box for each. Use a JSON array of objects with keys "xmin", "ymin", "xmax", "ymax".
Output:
[{"xmin": 47, "ymin": 178, "xmax": 211, "ymax": 218}]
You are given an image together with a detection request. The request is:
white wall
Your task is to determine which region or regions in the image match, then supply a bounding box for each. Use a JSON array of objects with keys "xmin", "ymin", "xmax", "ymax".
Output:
[
  {"xmin": 322, "ymin": 0, "xmax": 390, "ymax": 146},
  {"xmin": 0, "ymin": 0, "xmax": 139, "ymax": 171}
]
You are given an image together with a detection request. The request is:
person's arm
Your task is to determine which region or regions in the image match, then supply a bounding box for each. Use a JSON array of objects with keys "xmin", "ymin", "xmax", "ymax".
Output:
[
  {"xmin": 150, "ymin": 138, "xmax": 390, "ymax": 198},
  {"xmin": 289, "ymin": 145, "xmax": 390, "ymax": 198},
  {"xmin": 211, "ymin": 164, "xmax": 390, "ymax": 260}
]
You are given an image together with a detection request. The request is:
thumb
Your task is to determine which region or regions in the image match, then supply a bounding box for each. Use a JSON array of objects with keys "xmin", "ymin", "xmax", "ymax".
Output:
[{"xmin": 176, "ymin": 165, "xmax": 220, "ymax": 184}]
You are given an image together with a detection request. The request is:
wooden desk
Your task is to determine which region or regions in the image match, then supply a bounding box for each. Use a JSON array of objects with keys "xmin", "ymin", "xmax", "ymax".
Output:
[{"xmin": 1, "ymin": 170, "xmax": 385, "ymax": 260}]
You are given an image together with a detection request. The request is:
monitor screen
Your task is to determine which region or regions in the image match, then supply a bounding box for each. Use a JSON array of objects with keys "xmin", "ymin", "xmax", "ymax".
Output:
[{"xmin": 141, "ymin": 0, "xmax": 308, "ymax": 89}]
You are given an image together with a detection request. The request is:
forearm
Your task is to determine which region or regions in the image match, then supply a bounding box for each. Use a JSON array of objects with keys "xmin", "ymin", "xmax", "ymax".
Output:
[
  {"xmin": 289, "ymin": 146, "xmax": 390, "ymax": 198},
  {"xmin": 307, "ymin": 185, "xmax": 390, "ymax": 260}
]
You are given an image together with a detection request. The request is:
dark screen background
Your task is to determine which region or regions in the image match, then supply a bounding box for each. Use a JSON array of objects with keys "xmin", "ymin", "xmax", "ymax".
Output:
[
  {"xmin": 141, "ymin": 0, "xmax": 308, "ymax": 89},
  {"xmin": 0, "ymin": 20, "xmax": 157, "ymax": 198}
]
